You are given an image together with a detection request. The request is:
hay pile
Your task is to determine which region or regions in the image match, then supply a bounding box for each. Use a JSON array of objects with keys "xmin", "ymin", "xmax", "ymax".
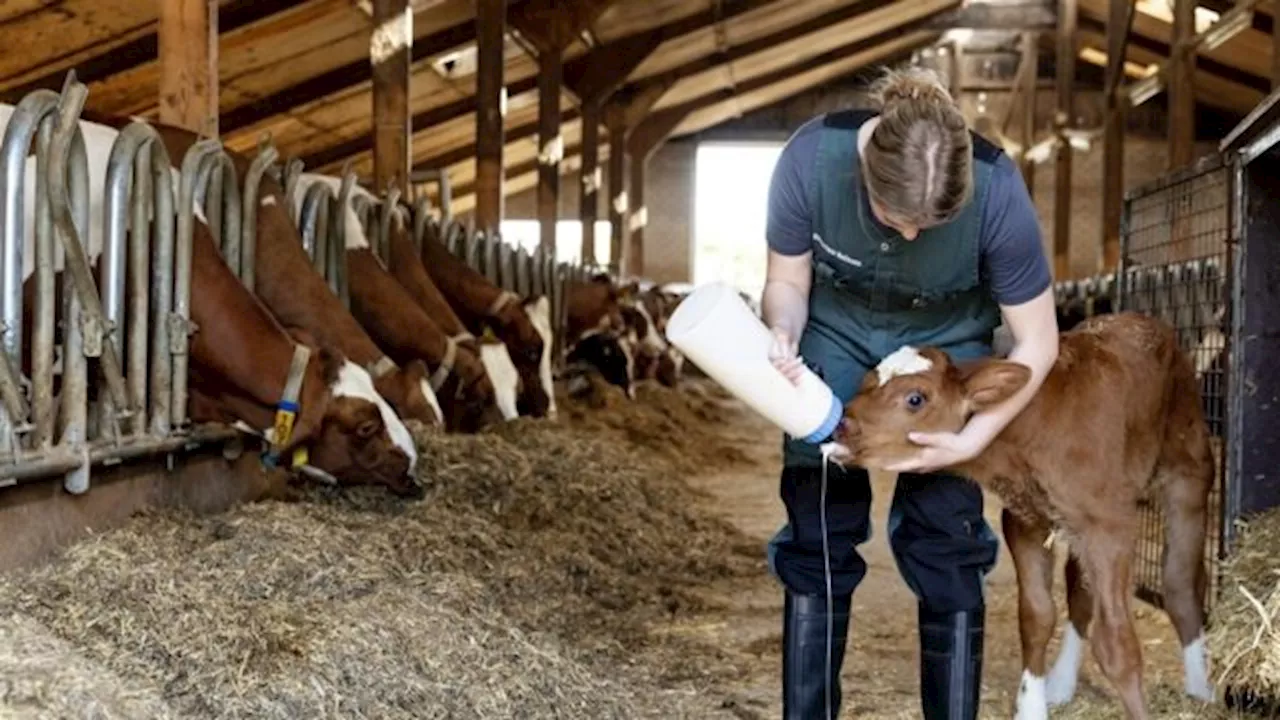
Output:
[
  {"xmin": 1206, "ymin": 507, "xmax": 1280, "ymax": 711},
  {"xmin": 1050, "ymin": 683, "xmax": 1241, "ymax": 719},
  {"xmin": 0, "ymin": 376, "xmax": 760, "ymax": 718}
]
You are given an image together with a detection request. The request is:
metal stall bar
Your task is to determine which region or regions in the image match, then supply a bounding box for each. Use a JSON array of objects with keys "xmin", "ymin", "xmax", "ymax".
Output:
[
  {"xmin": 299, "ymin": 181, "xmax": 334, "ymax": 279},
  {"xmin": 240, "ymin": 142, "xmax": 279, "ymax": 292},
  {"xmin": 375, "ymin": 186, "xmax": 401, "ymax": 268}
]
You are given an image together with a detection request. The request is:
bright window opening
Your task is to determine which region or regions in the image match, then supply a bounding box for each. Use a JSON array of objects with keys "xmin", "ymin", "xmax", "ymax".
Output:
[
  {"xmin": 694, "ymin": 141, "xmax": 784, "ymax": 302},
  {"xmin": 499, "ymin": 219, "xmax": 612, "ymax": 266}
]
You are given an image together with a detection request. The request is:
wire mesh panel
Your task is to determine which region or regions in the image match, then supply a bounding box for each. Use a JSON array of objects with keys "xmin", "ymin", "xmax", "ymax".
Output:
[{"xmin": 1119, "ymin": 156, "xmax": 1231, "ymax": 611}]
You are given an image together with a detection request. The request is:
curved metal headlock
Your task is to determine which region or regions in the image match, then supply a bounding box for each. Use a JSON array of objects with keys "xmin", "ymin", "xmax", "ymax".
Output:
[
  {"xmin": 482, "ymin": 233, "xmax": 499, "ymax": 285},
  {"xmin": 299, "ymin": 180, "xmax": 334, "ymax": 279},
  {"xmin": 375, "ymin": 185, "xmax": 403, "ymax": 268},
  {"xmin": 530, "ymin": 246, "xmax": 547, "ymax": 298},
  {"xmin": 282, "ymin": 157, "xmax": 305, "ymax": 213},
  {"xmin": 464, "ymin": 230, "xmax": 484, "ymax": 273},
  {"xmin": 0, "ymin": 89, "xmax": 62, "ymax": 456},
  {"xmin": 192, "ymin": 151, "xmax": 244, "ymax": 286},
  {"xmin": 496, "ymin": 239, "xmax": 514, "ymax": 292},
  {"xmin": 104, "ymin": 121, "xmax": 177, "ymax": 439},
  {"xmin": 412, "ymin": 196, "xmax": 431, "ymax": 257},
  {"xmin": 240, "ymin": 141, "xmax": 279, "ymax": 292},
  {"xmin": 47, "ymin": 78, "xmax": 133, "ymax": 492},
  {"xmin": 514, "ymin": 247, "xmax": 532, "ymax": 297},
  {"xmin": 551, "ymin": 260, "xmax": 568, "ymax": 364},
  {"xmin": 445, "ymin": 220, "xmax": 465, "ymax": 258},
  {"xmin": 325, "ymin": 167, "xmax": 357, "ymax": 308},
  {"xmin": 169, "ymin": 139, "xmax": 230, "ymax": 437}
]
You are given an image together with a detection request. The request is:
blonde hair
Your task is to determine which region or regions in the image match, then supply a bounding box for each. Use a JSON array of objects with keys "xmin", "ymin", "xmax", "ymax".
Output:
[{"xmin": 863, "ymin": 66, "xmax": 973, "ymax": 229}]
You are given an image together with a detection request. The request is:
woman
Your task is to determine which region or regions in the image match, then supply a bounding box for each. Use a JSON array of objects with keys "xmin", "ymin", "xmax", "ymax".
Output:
[{"xmin": 763, "ymin": 66, "xmax": 1059, "ymax": 719}]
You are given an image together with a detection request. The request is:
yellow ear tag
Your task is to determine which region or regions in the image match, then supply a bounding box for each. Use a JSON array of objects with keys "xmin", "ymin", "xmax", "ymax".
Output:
[
  {"xmin": 292, "ymin": 446, "xmax": 309, "ymax": 468},
  {"xmin": 481, "ymin": 325, "xmax": 498, "ymax": 342},
  {"xmin": 273, "ymin": 408, "xmax": 297, "ymax": 446}
]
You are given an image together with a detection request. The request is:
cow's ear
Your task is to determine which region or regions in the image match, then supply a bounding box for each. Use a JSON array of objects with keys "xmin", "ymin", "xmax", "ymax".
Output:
[{"xmin": 962, "ymin": 360, "xmax": 1031, "ymax": 412}]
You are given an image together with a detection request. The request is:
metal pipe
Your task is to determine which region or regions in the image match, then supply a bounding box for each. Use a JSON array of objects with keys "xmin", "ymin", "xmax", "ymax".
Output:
[
  {"xmin": 445, "ymin": 221, "xmax": 463, "ymax": 257},
  {"xmin": 410, "ymin": 167, "xmax": 451, "ymax": 222},
  {"xmin": 496, "ymin": 240, "xmax": 513, "ymax": 291},
  {"xmin": 29, "ymin": 113, "xmax": 56, "ymax": 449},
  {"xmin": 411, "ymin": 197, "xmax": 431, "ymax": 257},
  {"xmin": 377, "ymin": 186, "xmax": 402, "ymax": 268},
  {"xmin": 531, "ymin": 246, "xmax": 546, "ymax": 298},
  {"xmin": 465, "ymin": 231, "xmax": 482, "ymax": 273},
  {"xmin": 282, "ymin": 157, "xmax": 304, "ymax": 212},
  {"xmin": 45, "ymin": 79, "xmax": 96, "ymax": 493},
  {"xmin": 242, "ymin": 142, "xmax": 279, "ymax": 292},
  {"xmin": 299, "ymin": 181, "xmax": 332, "ymax": 278},
  {"xmin": 170, "ymin": 140, "xmax": 222, "ymax": 433},
  {"xmin": 482, "ymin": 233, "xmax": 499, "ymax": 285},
  {"xmin": 0, "ymin": 424, "xmax": 242, "ymax": 486}
]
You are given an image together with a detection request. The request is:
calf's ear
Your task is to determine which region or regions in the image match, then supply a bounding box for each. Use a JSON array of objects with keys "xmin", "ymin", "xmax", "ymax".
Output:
[{"xmin": 962, "ymin": 360, "xmax": 1032, "ymax": 412}]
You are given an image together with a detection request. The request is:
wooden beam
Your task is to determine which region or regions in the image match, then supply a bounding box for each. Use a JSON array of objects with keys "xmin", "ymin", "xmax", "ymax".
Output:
[
  {"xmin": 565, "ymin": 29, "xmax": 666, "ymax": 104},
  {"xmin": 580, "ymin": 100, "xmax": 602, "ymax": 265},
  {"xmin": 538, "ymin": 48, "xmax": 563, "ymax": 254},
  {"xmin": 1053, "ymin": 0, "xmax": 1075, "ymax": 279},
  {"xmin": 1274, "ymin": 7, "xmax": 1280, "ymax": 90},
  {"xmin": 607, "ymin": 116, "xmax": 627, "ymax": 275},
  {"xmin": 1101, "ymin": 0, "xmax": 1135, "ymax": 271},
  {"xmin": 0, "ymin": 0, "xmax": 300, "ymax": 104},
  {"xmin": 1169, "ymin": 0, "xmax": 1196, "ymax": 170},
  {"xmin": 416, "ymin": 106, "xmax": 584, "ymax": 171},
  {"xmin": 509, "ymin": 0, "xmax": 618, "ymax": 53},
  {"xmin": 923, "ymin": 1, "xmax": 1055, "ymax": 29},
  {"xmin": 158, "ymin": 0, "xmax": 218, "ymax": 137},
  {"xmin": 628, "ymin": 0, "xmax": 903, "ymax": 97},
  {"xmin": 1019, "ymin": 32, "xmax": 1038, "ymax": 191},
  {"xmin": 372, "ymin": 0, "xmax": 412, "ymax": 196},
  {"xmin": 474, "ymin": 0, "xmax": 506, "ymax": 234}
]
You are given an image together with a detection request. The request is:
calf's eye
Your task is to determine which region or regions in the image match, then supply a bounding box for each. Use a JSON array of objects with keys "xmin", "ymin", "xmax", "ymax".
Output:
[{"xmin": 905, "ymin": 391, "xmax": 926, "ymax": 410}]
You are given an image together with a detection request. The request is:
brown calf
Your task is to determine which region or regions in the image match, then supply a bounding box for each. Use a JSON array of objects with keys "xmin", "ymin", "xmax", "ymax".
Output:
[{"xmin": 829, "ymin": 312, "xmax": 1214, "ymax": 720}]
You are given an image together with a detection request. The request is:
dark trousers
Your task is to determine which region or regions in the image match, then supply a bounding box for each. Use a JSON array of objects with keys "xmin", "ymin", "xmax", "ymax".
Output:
[{"xmin": 767, "ymin": 464, "xmax": 998, "ymax": 613}]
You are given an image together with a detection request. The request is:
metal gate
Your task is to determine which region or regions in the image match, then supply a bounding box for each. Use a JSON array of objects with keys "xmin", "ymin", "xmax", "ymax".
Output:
[{"xmin": 1117, "ymin": 155, "xmax": 1232, "ymax": 610}]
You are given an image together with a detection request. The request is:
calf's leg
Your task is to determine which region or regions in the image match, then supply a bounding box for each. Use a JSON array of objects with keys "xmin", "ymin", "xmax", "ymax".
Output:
[
  {"xmin": 1081, "ymin": 530, "xmax": 1149, "ymax": 720},
  {"xmin": 1001, "ymin": 508, "xmax": 1056, "ymax": 720},
  {"xmin": 1157, "ymin": 442, "xmax": 1214, "ymax": 701},
  {"xmin": 1046, "ymin": 553, "xmax": 1093, "ymax": 705}
]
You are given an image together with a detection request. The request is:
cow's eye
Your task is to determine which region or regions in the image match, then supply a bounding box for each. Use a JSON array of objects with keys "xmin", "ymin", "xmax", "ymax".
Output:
[{"xmin": 905, "ymin": 391, "xmax": 926, "ymax": 410}]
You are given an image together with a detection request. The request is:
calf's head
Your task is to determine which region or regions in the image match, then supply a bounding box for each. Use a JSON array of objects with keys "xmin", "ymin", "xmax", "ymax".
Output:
[
  {"xmin": 370, "ymin": 359, "xmax": 444, "ymax": 429},
  {"xmin": 830, "ymin": 346, "xmax": 1030, "ymax": 469}
]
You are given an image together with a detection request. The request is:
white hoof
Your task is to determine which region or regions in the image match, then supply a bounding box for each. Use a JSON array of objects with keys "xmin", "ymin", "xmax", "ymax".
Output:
[
  {"xmin": 1184, "ymin": 634, "xmax": 1216, "ymax": 702},
  {"xmin": 1046, "ymin": 623, "xmax": 1084, "ymax": 706},
  {"xmin": 1015, "ymin": 671, "xmax": 1049, "ymax": 720}
]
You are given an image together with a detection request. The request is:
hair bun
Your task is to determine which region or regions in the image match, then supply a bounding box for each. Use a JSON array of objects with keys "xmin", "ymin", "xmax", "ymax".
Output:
[{"xmin": 871, "ymin": 66, "xmax": 953, "ymax": 109}]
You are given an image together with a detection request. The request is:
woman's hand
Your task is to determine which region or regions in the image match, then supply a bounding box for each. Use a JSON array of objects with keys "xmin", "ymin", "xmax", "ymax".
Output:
[
  {"xmin": 769, "ymin": 327, "xmax": 804, "ymax": 386},
  {"xmin": 883, "ymin": 429, "xmax": 989, "ymax": 475}
]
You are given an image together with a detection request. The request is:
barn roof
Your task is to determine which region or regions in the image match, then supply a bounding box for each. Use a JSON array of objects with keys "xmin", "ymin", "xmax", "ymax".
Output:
[{"xmin": 0, "ymin": 0, "xmax": 1271, "ymax": 212}]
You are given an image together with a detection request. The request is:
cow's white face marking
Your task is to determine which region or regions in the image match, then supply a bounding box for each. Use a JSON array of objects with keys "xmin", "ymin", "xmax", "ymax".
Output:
[
  {"xmin": 418, "ymin": 378, "xmax": 444, "ymax": 428},
  {"xmin": 629, "ymin": 300, "xmax": 666, "ymax": 354},
  {"xmin": 332, "ymin": 360, "xmax": 417, "ymax": 471},
  {"xmin": 874, "ymin": 346, "xmax": 932, "ymax": 386},
  {"xmin": 478, "ymin": 342, "xmax": 520, "ymax": 420},
  {"xmin": 524, "ymin": 296, "xmax": 556, "ymax": 418},
  {"xmin": 617, "ymin": 335, "xmax": 637, "ymax": 399}
]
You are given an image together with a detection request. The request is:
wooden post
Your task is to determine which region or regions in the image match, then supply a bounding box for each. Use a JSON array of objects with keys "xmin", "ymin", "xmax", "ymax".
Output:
[
  {"xmin": 537, "ymin": 47, "xmax": 563, "ymax": 255},
  {"xmin": 474, "ymin": 0, "xmax": 506, "ymax": 234},
  {"xmin": 158, "ymin": 0, "xmax": 219, "ymax": 137},
  {"xmin": 1169, "ymin": 0, "xmax": 1195, "ymax": 171},
  {"xmin": 372, "ymin": 0, "xmax": 411, "ymax": 196},
  {"xmin": 1101, "ymin": 0, "xmax": 1134, "ymax": 271},
  {"xmin": 1019, "ymin": 32, "xmax": 1037, "ymax": 194},
  {"xmin": 1274, "ymin": 8, "xmax": 1280, "ymax": 90},
  {"xmin": 607, "ymin": 117, "xmax": 628, "ymax": 275},
  {"xmin": 1053, "ymin": 0, "xmax": 1076, "ymax": 280},
  {"xmin": 580, "ymin": 101, "xmax": 601, "ymax": 266},
  {"xmin": 626, "ymin": 150, "xmax": 646, "ymax": 277}
]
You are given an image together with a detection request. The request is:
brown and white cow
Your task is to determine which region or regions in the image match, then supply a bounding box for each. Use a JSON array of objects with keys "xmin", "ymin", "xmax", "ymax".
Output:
[
  {"xmin": 826, "ymin": 312, "xmax": 1214, "ymax": 720},
  {"xmin": 139, "ymin": 125, "xmax": 444, "ymax": 432},
  {"xmin": 418, "ymin": 225, "xmax": 555, "ymax": 417},
  {"xmin": 3, "ymin": 106, "xmax": 420, "ymax": 496},
  {"xmin": 291, "ymin": 173, "xmax": 507, "ymax": 433}
]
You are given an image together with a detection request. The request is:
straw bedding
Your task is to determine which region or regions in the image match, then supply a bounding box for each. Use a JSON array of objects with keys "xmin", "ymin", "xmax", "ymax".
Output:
[{"xmin": 0, "ymin": 376, "xmax": 761, "ymax": 719}]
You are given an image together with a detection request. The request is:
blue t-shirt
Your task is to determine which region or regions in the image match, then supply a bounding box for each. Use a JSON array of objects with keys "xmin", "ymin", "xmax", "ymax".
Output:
[{"xmin": 766, "ymin": 114, "xmax": 1051, "ymax": 306}]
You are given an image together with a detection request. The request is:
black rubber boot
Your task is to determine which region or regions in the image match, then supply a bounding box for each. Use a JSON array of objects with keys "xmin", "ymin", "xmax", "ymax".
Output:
[
  {"xmin": 918, "ymin": 604, "xmax": 984, "ymax": 720},
  {"xmin": 782, "ymin": 591, "xmax": 851, "ymax": 720}
]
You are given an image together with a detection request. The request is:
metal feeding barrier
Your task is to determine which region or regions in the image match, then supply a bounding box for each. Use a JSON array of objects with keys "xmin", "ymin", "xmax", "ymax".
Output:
[
  {"xmin": 1112, "ymin": 154, "xmax": 1233, "ymax": 612},
  {"xmin": 0, "ymin": 73, "xmax": 237, "ymax": 494}
]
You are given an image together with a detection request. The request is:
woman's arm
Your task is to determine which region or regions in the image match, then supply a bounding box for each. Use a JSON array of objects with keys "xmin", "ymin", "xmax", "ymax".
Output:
[{"xmin": 763, "ymin": 249, "xmax": 814, "ymax": 383}]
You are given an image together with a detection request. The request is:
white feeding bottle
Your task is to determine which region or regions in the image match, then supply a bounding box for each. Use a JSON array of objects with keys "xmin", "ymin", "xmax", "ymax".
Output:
[{"xmin": 666, "ymin": 281, "xmax": 843, "ymax": 444}]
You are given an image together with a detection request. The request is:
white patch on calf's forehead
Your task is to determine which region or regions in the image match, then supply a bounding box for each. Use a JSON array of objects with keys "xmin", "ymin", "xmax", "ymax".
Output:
[
  {"xmin": 874, "ymin": 346, "xmax": 932, "ymax": 386},
  {"xmin": 418, "ymin": 378, "xmax": 444, "ymax": 427},
  {"xmin": 333, "ymin": 361, "xmax": 418, "ymax": 470},
  {"xmin": 261, "ymin": 196, "xmax": 277, "ymax": 207},
  {"xmin": 479, "ymin": 343, "xmax": 520, "ymax": 420}
]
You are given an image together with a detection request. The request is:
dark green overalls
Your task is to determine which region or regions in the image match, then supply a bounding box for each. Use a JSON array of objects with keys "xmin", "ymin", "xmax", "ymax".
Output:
[{"xmin": 769, "ymin": 110, "xmax": 1003, "ymax": 720}]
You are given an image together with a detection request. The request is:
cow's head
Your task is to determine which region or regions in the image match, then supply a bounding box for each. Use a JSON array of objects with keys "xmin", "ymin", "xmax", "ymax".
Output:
[
  {"xmin": 567, "ymin": 330, "xmax": 635, "ymax": 400},
  {"xmin": 369, "ymin": 359, "xmax": 444, "ymax": 429},
  {"xmin": 307, "ymin": 355, "xmax": 422, "ymax": 498},
  {"xmin": 829, "ymin": 346, "xmax": 1029, "ymax": 469},
  {"xmin": 492, "ymin": 294, "xmax": 553, "ymax": 419},
  {"xmin": 440, "ymin": 340, "xmax": 506, "ymax": 433},
  {"xmin": 476, "ymin": 337, "xmax": 523, "ymax": 421}
]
